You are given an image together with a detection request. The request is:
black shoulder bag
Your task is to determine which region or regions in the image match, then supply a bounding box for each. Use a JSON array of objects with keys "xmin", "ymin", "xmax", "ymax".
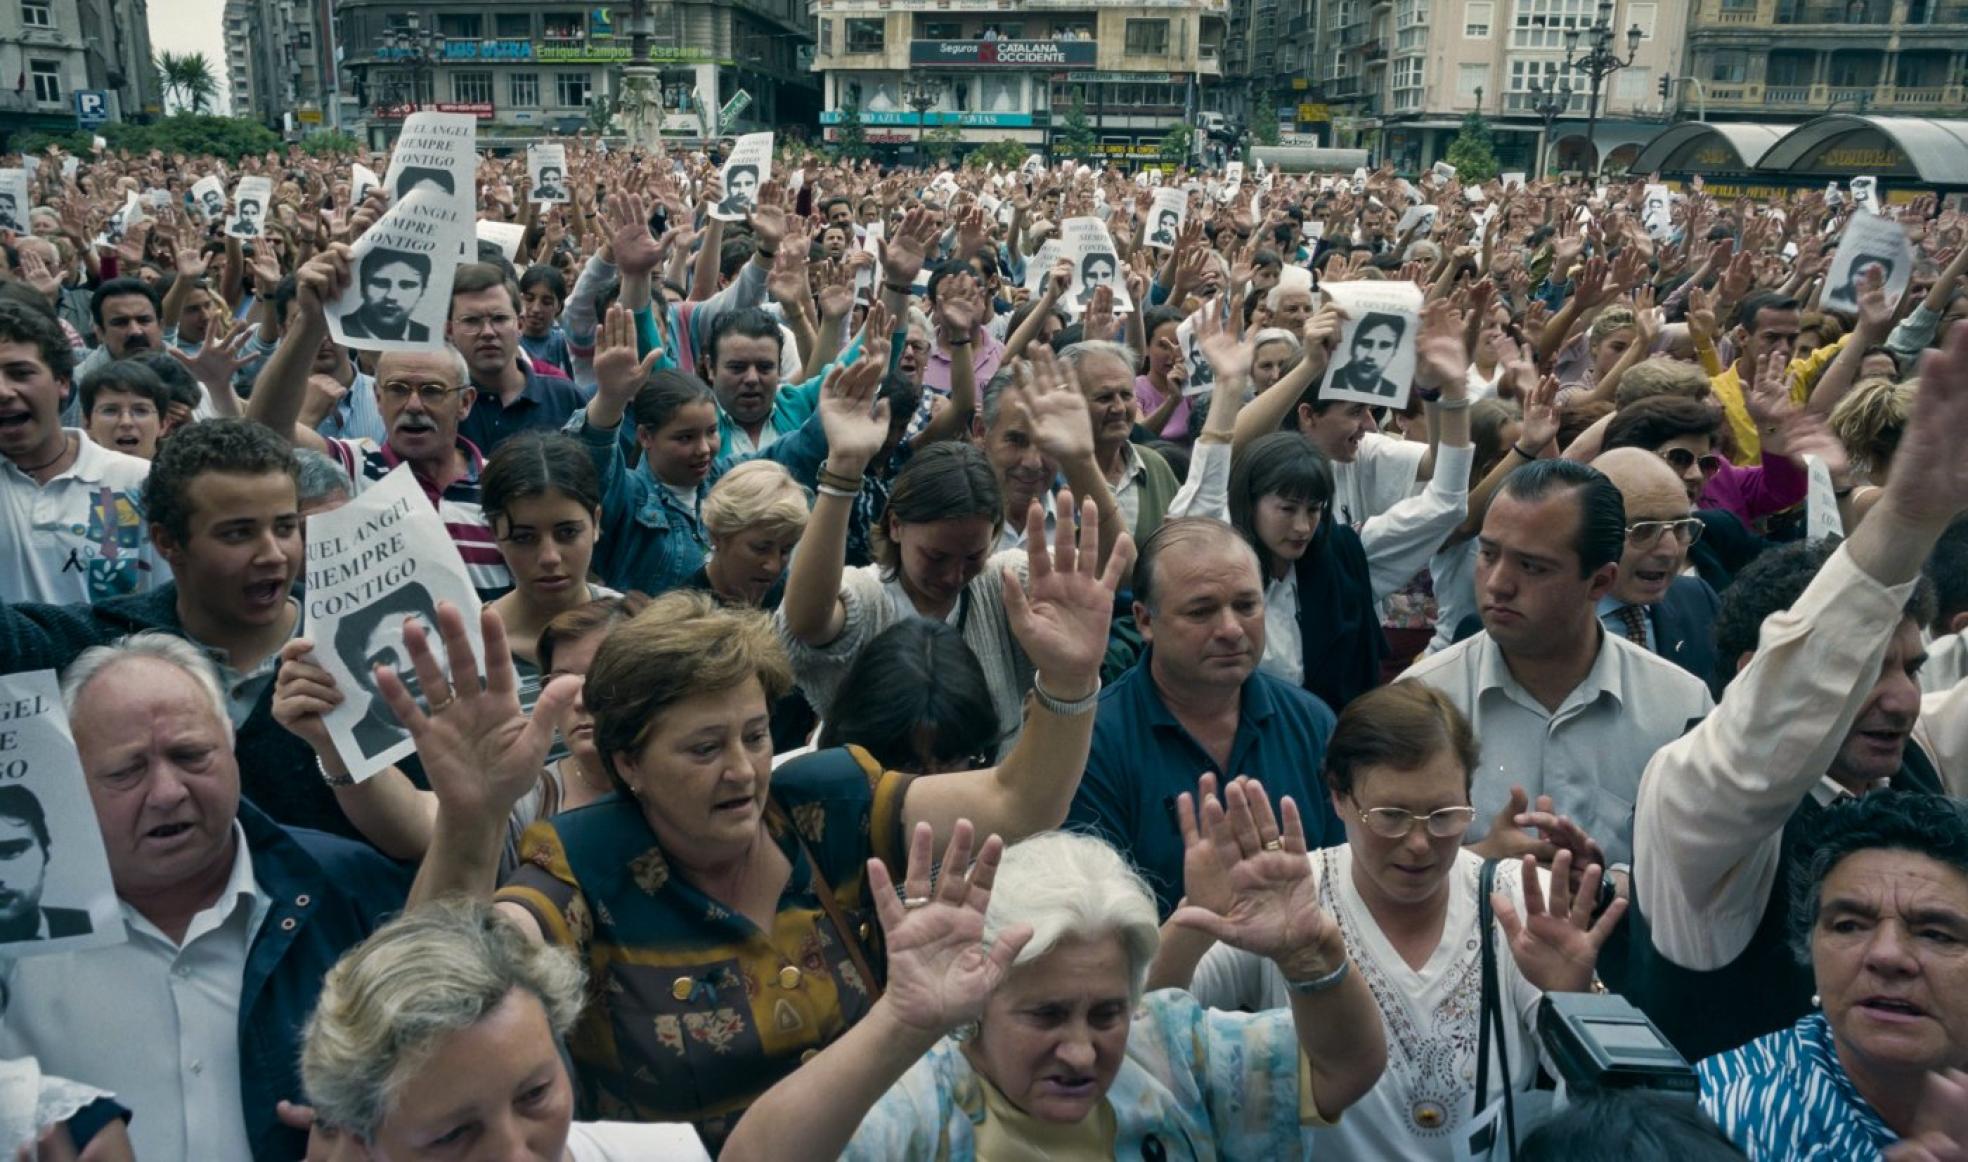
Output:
[{"xmin": 1472, "ymin": 857, "xmax": 1519, "ymax": 1161}]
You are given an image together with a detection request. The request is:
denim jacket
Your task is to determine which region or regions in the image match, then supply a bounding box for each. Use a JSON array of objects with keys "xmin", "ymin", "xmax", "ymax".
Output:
[{"xmin": 567, "ymin": 407, "xmax": 832, "ymax": 594}]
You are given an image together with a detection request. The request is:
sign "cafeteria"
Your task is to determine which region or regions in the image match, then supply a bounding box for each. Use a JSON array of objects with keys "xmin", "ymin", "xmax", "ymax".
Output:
[{"xmin": 908, "ymin": 39, "xmax": 1097, "ymax": 67}]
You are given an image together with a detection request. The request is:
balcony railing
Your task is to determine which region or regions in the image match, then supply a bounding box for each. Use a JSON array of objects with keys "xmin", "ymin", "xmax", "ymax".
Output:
[
  {"xmin": 1701, "ymin": 81, "xmax": 1964, "ymax": 107},
  {"xmin": 1764, "ymin": 84, "xmax": 1811, "ymax": 101},
  {"xmin": 1889, "ymin": 83, "xmax": 1949, "ymax": 102}
]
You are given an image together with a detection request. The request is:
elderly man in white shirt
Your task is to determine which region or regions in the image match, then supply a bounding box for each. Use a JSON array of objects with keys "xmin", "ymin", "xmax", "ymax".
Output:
[{"xmin": 1400, "ymin": 458, "xmax": 1713, "ymax": 867}]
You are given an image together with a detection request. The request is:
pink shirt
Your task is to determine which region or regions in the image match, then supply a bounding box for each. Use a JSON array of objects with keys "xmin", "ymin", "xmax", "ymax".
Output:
[{"xmin": 1135, "ymin": 374, "xmax": 1191, "ymax": 440}]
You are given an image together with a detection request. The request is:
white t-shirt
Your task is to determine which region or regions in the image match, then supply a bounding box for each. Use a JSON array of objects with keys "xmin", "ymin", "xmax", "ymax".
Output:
[
  {"xmin": 1191, "ymin": 846, "xmax": 1548, "ymax": 1160},
  {"xmin": 1331, "ymin": 431, "xmax": 1427, "ymax": 532},
  {"xmin": 0, "ymin": 430, "xmax": 166, "ymax": 605},
  {"xmin": 566, "ymin": 1121, "xmax": 711, "ymax": 1161}
]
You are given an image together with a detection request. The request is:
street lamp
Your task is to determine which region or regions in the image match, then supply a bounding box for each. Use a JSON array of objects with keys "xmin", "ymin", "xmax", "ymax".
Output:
[
  {"xmin": 1526, "ymin": 72, "xmax": 1574, "ymax": 177},
  {"xmin": 903, "ymin": 77, "xmax": 941, "ymax": 159},
  {"xmin": 1559, "ymin": 0, "xmax": 1644, "ymax": 176},
  {"xmin": 380, "ymin": 18, "xmax": 437, "ymax": 121}
]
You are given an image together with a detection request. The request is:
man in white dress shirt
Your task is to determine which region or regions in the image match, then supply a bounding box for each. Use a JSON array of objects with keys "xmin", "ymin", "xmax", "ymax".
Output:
[{"xmin": 1400, "ymin": 458, "xmax": 1713, "ymax": 867}]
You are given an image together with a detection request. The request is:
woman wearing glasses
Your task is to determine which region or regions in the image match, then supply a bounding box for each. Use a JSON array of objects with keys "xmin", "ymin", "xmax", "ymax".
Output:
[
  {"xmin": 1149, "ymin": 682, "xmax": 1628, "ymax": 1160},
  {"xmin": 1599, "ymin": 375, "xmax": 1810, "ymax": 532}
]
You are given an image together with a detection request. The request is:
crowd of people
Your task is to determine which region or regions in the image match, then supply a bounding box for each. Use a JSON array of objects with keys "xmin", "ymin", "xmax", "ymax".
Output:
[{"xmin": 0, "ymin": 134, "xmax": 1963, "ymax": 1161}]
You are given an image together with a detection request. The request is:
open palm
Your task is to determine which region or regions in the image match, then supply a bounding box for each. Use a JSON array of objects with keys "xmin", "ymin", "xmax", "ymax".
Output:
[
  {"xmin": 1003, "ymin": 489, "xmax": 1134, "ymax": 683},
  {"xmin": 1171, "ymin": 781, "xmax": 1337, "ymax": 964},
  {"xmin": 872, "ymin": 821, "xmax": 1032, "ymax": 1036}
]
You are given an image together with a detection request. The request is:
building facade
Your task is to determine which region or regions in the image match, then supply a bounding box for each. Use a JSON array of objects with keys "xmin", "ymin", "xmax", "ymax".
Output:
[
  {"xmin": 812, "ymin": 0, "xmax": 1230, "ymax": 165},
  {"xmin": 1683, "ymin": 0, "xmax": 1967, "ymax": 121},
  {"xmin": 335, "ymin": 1, "xmax": 818, "ymax": 149},
  {"xmin": 1318, "ymin": 0, "xmax": 1687, "ymax": 175},
  {"xmin": 0, "ymin": 0, "xmax": 156, "ymax": 140},
  {"xmin": 223, "ymin": 0, "xmax": 336, "ymax": 133}
]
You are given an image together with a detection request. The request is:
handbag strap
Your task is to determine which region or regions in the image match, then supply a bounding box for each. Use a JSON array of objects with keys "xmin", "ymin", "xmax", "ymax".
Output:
[
  {"xmin": 1474, "ymin": 858, "xmax": 1519, "ymax": 1161},
  {"xmin": 797, "ymin": 831, "xmax": 884, "ymax": 1004}
]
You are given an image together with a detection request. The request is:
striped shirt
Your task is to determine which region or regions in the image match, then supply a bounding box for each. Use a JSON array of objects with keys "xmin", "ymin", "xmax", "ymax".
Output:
[
  {"xmin": 322, "ymin": 437, "xmax": 512, "ymax": 599},
  {"xmin": 1698, "ymin": 1013, "xmax": 1896, "ymax": 1160}
]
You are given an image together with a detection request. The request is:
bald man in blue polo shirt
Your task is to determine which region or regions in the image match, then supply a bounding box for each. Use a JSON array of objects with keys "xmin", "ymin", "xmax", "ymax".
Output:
[{"xmin": 1067, "ymin": 518, "xmax": 1346, "ymax": 918}]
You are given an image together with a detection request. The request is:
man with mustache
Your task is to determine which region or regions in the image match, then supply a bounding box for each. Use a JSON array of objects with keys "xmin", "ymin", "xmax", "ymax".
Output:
[
  {"xmin": 448, "ymin": 262, "xmax": 583, "ymax": 455},
  {"xmin": 248, "ymin": 245, "xmax": 513, "ymax": 600},
  {"xmin": 1620, "ymin": 328, "xmax": 1968, "ymax": 1062},
  {"xmin": 68, "ymin": 279, "xmax": 169, "ymax": 393},
  {"xmin": 1066, "ymin": 517, "xmax": 1347, "ymax": 919},
  {"xmin": 1399, "ymin": 459, "xmax": 1713, "ymax": 869}
]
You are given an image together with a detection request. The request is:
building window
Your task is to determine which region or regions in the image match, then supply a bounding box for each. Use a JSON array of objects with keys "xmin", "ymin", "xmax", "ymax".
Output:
[
  {"xmin": 20, "ymin": 0, "xmax": 51, "ymax": 28},
  {"xmin": 496, "ymin": 13, "xmax": 531, "ymax": 38},
  {"xmin": 1458, "ymin": 62, "xmax": 1489, "ymax": 97},
  {"xmin": 509, "ymin": 73, "xmax": 539, "ymax": 106},
  {"xmin": 845, "ymin": 18, "xmax": 884, "ymax": 53},
  {"xmin": 1709, "ymin": 50, "xmax": 1748, "ymax": 83},
  {"xmin": 1394, "ymin": 55, "xmax": 1425, "ymax": 89},
  {"xmin": 1511, "ymin": 0, "xmax": 1596, "ymax": 48},
  {"xmin": 436, "ymin": 13, "xmax": 481, "ymax": 39},
  {"xmin": 920, "ymin": 19, "xmax": 959, "ymax": 38},
  {"xmin": 556, "ymin": 72, "xmax": 592, "ymax": 107},
  {"xmin": 1627, "ymin": 2, "xmax": 1656, "ymax": 36},
  {"xmin": 542, "ymin": 12, "xmax": 583, "ymax": 41},
  {"xmin": 1465, "ymin": 1, "xmax": 1493, "ymax": 35},
  {"xmin": 28, "ymin": 59, "xmax": 59, "ymax": 103},
  {"xmin": 1615, "ymin": 66, "xmax": 1650, "ymax": 98},
  {"xmin": 1125, "ymin": 18, "xmax": 1170, "ymax": 54},
  {"xmin": 451, "ymin": 71, "xmax": 492, "ymax": 104}
]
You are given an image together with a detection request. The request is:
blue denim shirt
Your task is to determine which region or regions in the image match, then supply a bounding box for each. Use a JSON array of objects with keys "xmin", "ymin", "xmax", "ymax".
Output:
[{"xmin": 567, "ymin": 406, "xmax": 832, "ymax": 595}]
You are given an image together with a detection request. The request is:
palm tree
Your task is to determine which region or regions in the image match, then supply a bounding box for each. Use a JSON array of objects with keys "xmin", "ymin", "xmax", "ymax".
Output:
[{"xmin": 155, "ymin": 51, "xmax": 219, "ymax": 114}]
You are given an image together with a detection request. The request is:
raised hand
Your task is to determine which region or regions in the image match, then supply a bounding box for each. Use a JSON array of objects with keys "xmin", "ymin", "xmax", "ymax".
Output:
[
  {"xmin": 1518, "ymin": 371, "xmax": 1561, "ymax": 452},
  {"xmin": 1170, "ymin": 780, "xmax": 1344, "ymax": 980},
  {"xmin": 1882, "ymin": 322, "xmax": 1968, "ymax": 528},
  {"xmin": 591, "ymin": 303, "xmax": 660, "ymax": 411},
  {"xmin": 1886, "ymin": 1070, "xmax": 1968, "ymax": 1162},
  {"xmin": 879, "ymin": 207, "xmax": 937, "ymax": 288},
  {"xmin": 1197, "ymin": 298, "xmax": 1254, "ymax": 385},
  {"xmin": 1002, "ymin": 488, "xmax": 1135, "ymax": 691},
  {"xmin": 814, "ymin": 349, "xmax": 892, "ymax": 472},
  {"xmin": 1492, "ymin": 850, "xmax": 1625, "ymax": 994},
  {"xmin": 816, "ymin": 258, "xmax": 856, "ymax": 321},
  {"xmin": 606, "ymin": 191, "xmax": 664, "ymax": 278},
  {"xmin": 16, "ymin": 247, "xmax": 60, "ymax": 301},
  {"xmin": 1855, "ymin": 263, "xmax": 1894, "ymax": 335},
  {"xmin": 1175, "ymin": 773, "xmax": 1234, "ymax": 916},
  {"xmin": 270, "ymin": 638, "xmax": 344, "ymax": 758},
  {"xmin": 1082, "ymin": 283, "xmax": 1116, "ymax": 342},
  {"xmin": 747, "ymin": 200, "xmax": 788, "ymax": 252},
  {"xmin": 1745, "ymin": 348, "xmax": 1799, "ymax": 430},
  {"xmin": 169, "ymin": 320, "xmax": 255, "ymax": 392},
  {"xmin": 292, "ymin": 244, "xmax": 351, "ymax": 327},
  {"xmin": 1414, "ymin": 299, "xmax": 1471, "ymax": 394},
  {"xmin": 1013, "ymin": 346, "xmax": 1097, "ymax": 464},
  {"xmin": 374, "ymin": 602, "xmax": 578, "ymax": 823},
  {"xmin": 869, "ymin": 821, "xmax": 1031, "ymax": 1037}
]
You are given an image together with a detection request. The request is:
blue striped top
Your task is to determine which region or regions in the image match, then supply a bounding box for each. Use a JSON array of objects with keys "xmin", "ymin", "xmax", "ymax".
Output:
[{"xmin": 1697, "ymin": 1013, "xmax": 1897, "ymax": 1160}]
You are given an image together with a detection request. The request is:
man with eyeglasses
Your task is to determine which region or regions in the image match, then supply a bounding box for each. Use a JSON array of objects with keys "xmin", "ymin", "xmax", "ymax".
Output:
[
  {"xmin": 1590, "ymin": 448, "xmax": 1724, "ymax": 693},
  {"xmin": 446, "ymin": 263, "xmax": 583, "ymax": 455},
  {"xmin": 248, "ymin": 245, "xmax": 513, "ymax": 600},
  {"xmin": 1401, "ymin": 459, "xmax": 1713, "ymax": 869},
  {"xmin": 1067, "ymin": 517, "xmax": 1346, "ymax": 920},
  {"xmin": 1620, "ymin": 326, "xmax": 1968, "ymax": 1063}
]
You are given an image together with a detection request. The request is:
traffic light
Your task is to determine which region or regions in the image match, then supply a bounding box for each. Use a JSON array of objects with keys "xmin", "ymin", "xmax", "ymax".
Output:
[{"xmin": 1658, "ymin": 75, "xmax": 1672, "ymax": 99}]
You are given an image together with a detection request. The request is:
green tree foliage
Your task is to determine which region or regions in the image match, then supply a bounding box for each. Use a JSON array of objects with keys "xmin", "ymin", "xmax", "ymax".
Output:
[
  {"xmin": 19, "ymin": 114, "xmax": 282, "ymax": 161},
  {"xmin": 154, "ymin": 51, "xmax": 219, "ymax": 114},
  {"xmin": 1444, "ymin": 109, "xmax": 1501, "ymax": 183},
  {"xmin": 297, "ymin": 130, "xmax": 363, "ymax": 157},
  {"xmin": 831, "ymin": 98, "xmax": 872, "ymax": 162},
  {"xmin": 923, "ymin": 124, "xmax": 963, "ymax": 166},
  {"xmin": 1157, "ymin": 123, "xmax": 1194, "ymax": 165},
  {"xmin": 1056, "ymin": 94, "xmax": 1097, "ymax": 162},
  {"xmin": 964, "ymin": 139, "xmax": 1029, "ymax": 170}
]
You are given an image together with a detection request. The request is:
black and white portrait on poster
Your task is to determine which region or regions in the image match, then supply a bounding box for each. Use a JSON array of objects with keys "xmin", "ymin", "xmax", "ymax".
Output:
[
  {"xmin": 528, "ymin": 143, "xmax": 569, "ymax": 204},
  {"xmin": 0, "ymin": 671, "xmax": 122, "ymax": 958},
  {"xmin": 1823, "ymin": 209, "xmax": 1913, "ymax": 316},
  {"xmin": 1142, "ymin": 187, "xmax": 1186, "ymax": 252},
  {"xmin": 304, "ymin": 466, "xmax": 485, "ymax": 781},
  {"xmin": 328, "ymin": 111, "xmax": 477, "ymax": 352},
  {"xmin": 1318, "ymin": 280, "xmax": 1425, "ymax": 410},
  {"xmin": 190, "ymin": 175, "xmax": 227, "ymax": 223},
  {"xmin": 351, "ymin": 162, "xmax": 383, "ymax": 208},
  {"xmin": 93, "ymin": 191, "xmax": 143, "ymax": 252},
  {"xmin": 1062, "ymin": 217, "xmax": 1132, "ymax": 315},
  {"xmin": 0, "ymin": 170, "xmax": 27, "ymax": 235},
  {"xmin": 226, "ymin": 176, "xmax": 271, "ymax": 241},
  {"xmin": 1850, "ymin": 175, "xmax": 1880, "ymax": 215},
  {"xmin": 712, "ymin": 132, "xmax": 773, "ymax": 222}
]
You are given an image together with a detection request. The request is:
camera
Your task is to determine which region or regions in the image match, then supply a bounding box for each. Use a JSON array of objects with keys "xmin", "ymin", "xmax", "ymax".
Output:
[{"xmin": 1537, "ymin": 992, "xmax": 1696, "ymax": 1097}]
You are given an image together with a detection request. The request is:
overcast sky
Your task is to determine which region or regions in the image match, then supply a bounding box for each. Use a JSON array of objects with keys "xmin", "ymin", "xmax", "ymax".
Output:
[{"xmin": 149, "ymin": 0, "xmax": 232, "ymax": 109}]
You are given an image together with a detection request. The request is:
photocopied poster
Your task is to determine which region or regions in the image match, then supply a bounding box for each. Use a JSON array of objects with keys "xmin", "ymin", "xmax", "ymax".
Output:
[
  {"xmin": 190, "ymin": 175, "xmax": 227, "ymax": 223},
  {"xmin": 1822, "ymin": 210, "xmax": 1913, "ymax": 316},
  {"xmin": 1641, "ymin": 183, "xmax": 1674, "ymax": 241},
  {"xmin": 1850, "ymin": 175, "xmax": 1880, "ymax": 215},
  {"xmin": 1317, "ymin": 280, "xmax": 1425, "ymax": 410},
  {"xmin": 1803, "ymin": 453, "xmax": 1845, "ymax": 543},
  {"xmin": 304, "ymin": 466, "xmax": 486, "ymax": 783},
  {"xmin": 0, "ymin": 170, "xmax": 27, "ymax": 234},
  {"xmin": 226, "ymin": 175, "xmax": 272, "ymax": 241},
  {"xmin": 329, "ymin": 111, "xmax": 477, "ymax": 352},
  {"xmin": 476, "ymin": 219, "xmax": 528, "ymax": 264},
  {"xmin": 1502, "ymin": 172, "xmax": 1527, "ymax": 190},
  {"xmin": 1062, "ymin": 217, "xmax": 1132, "ymax": 317},
  {"xmin": 93, "ymin": 190, "xmax": 143, "ymax": 251},
  {"xmin": 352, "ymin": 162, "xmax": 383, "ymax": 208},
  {"xmin": 1142, "ymin": 187, "xmax": 1186, "ymax": 251},
  {"xmin": 712, "ymin": 131, "xmax": 773, "ymax": 223},
  {"xmin": 1219, "ymin": 160, "xmax": 1244, "ymax": 204},
  {"xmin": 0, "ymin": 671, "xmax": 122, "ymax": 958},
  {"xmin": 1023, "ymin": 237, "xmax": 1063, "ymax": 295},
  {"xmin": 1176, "ymin": 312, "xmax": 1217, "ymax": 398},
  {"xmin": 1430, "ymin": 160, "xmax": 1457, "ymax": 187},
  {"xmin": 1395, "ymin": 203, "xmax": 1438, "ymax": 238},
  {"xmin": 528, "ymin": 143, "xmax": 569, "ymax": 204}
]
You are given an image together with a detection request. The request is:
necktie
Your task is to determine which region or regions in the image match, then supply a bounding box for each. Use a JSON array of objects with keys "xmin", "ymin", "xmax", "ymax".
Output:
[{"xmin": 1618, "ymin": 604, "xmax": 1649, "ymax": 646}]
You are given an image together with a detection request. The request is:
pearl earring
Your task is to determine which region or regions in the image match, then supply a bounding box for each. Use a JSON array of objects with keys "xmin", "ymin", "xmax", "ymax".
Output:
[{"xmin": 1811, "ymin": 994, "xmax": 1821, "ymax": 1008}]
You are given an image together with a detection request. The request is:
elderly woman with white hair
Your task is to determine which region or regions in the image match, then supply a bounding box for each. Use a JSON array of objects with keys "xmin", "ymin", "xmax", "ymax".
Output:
[
  {"xmin": 721, "ymin": 789, "xmax": 1388, "ymax": 1160},
  {"xmin": 299, "ymin": 900, "xmax": 710, "ymax": 1161}
]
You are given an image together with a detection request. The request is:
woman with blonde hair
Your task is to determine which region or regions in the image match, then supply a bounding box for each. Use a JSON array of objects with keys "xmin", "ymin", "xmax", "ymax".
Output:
[
  {"xmin": 688, "ymin": 459, "xmax": 811, "ymax": 609},
  {"xmin": 1827, "ymin": 377, "xmax": 1914, "ymax": 525}
]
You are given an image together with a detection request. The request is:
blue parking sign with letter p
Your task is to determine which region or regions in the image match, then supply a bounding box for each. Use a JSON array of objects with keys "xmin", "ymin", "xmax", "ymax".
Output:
[{"xmin": 74, "ymin": 90, "xmax": 108, "ymax": 128}]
